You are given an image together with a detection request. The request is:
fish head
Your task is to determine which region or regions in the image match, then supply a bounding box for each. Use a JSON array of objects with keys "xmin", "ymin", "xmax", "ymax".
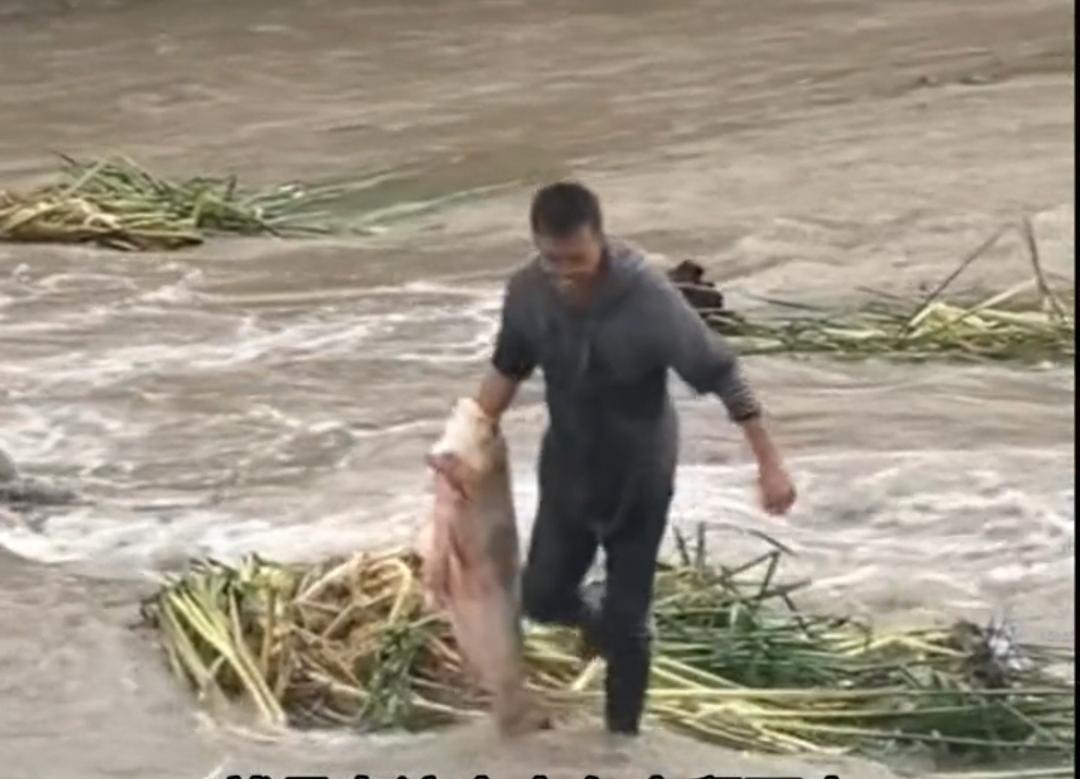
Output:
[{"xmin": 427, "ymin": 397, "xmax": 505, "ymax": 497}]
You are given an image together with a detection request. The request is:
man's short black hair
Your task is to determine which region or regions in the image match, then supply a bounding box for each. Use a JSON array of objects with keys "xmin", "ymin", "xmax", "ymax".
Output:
[{"xmin": 529, "ymin": 181, "xmax": 603, "ymax": 237}]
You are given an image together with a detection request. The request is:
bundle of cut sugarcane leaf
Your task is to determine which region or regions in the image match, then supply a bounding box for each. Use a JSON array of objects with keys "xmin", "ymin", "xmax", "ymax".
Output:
[
  {"xmin": 631, "ymin": 531, "xmax": 1075, "ymax": 763},
  {"xmin": 0, "ymin": 155, "xmax": 336, "ymax": 250},
  {"xmin": 141, "ymin": 548, "xmax": 474, "ymax": 731},
  {"xmin": 138, "ymin": 529, "xmax": 1074, "ymax": 772},
  {"xmin": 711, "ymin": 294, "xmax": 1073, "ymax": 363},
  {"xmin": 688, "ymin": 219, "xmax": 1074, "ymax": 364}
]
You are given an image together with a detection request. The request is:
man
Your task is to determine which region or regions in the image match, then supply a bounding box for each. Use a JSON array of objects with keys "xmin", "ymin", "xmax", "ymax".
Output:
[{"xmin": 472, "ymin": 181, "xmax": 796, "ymax": 736}]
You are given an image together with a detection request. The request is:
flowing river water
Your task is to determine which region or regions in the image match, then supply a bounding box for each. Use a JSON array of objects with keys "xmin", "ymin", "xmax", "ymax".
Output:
[{"xmin": 0, "ymin": 1, "xmax": 1075, "ymax": 777}]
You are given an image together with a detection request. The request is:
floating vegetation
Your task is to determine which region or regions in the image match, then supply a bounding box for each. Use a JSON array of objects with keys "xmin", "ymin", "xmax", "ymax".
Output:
[
  {"xmin": 674, "ymin": 220, "xmax": 1074, "ymax": 364},
  {"xmin": 5, "ymin": 157, "xmax": 1071, "ymax": 366},
  {"xmin": 0, "ymin": 155, "xmax": 336, "ymax": 250},
  {"xmin": 138, "ymin": 528, "xmax": 1074, "ymax": 772}
]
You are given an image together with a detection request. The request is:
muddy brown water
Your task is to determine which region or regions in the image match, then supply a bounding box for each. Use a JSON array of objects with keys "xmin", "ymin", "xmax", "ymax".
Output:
[{"xmin": 0, "ymin": 1, "xmax": 1074, "ymax": 777}]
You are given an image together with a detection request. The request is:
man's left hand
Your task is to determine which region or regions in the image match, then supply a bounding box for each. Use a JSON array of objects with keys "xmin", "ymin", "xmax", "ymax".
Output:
[{"xmin": 758, "ymin": 461, "xmax": 796, "ymax": 515}]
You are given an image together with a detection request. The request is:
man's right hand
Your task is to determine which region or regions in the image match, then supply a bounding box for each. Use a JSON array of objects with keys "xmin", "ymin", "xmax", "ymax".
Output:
[{"xmin": 475, "ymin": 366, "xmax": 520, "ymax": 421}]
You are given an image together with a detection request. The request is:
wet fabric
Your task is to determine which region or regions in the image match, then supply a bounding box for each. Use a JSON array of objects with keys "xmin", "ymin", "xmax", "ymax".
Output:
[
  {"xmin": 520, "ymin": 468, "xmax": 672, "ymax": 734},
  {"xmin": 490, "ymin": 237, "xmax": 764, "ymax": 733},
  {"xmin": 491, "ymin": 237, "xmax": 761, "ymax": 536}
]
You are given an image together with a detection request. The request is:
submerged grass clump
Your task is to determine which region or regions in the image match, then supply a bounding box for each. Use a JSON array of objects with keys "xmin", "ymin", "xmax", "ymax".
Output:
[
  {"xmin": 138, "ymin": 528, "xmax": 1074, "ymax": 772},
  {"xmin": 678, "ymin": 220, "xmax": 1074, "ymax": 364},
  {"xmin": 0, "ymin": 155, "xmax": 334, "ymax": 250}
]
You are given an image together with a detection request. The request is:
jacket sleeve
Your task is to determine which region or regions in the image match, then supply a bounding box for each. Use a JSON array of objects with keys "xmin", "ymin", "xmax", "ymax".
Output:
[
  {"xmin": 654, "ymin": 271, "xmax": 762, "ymax": 422},
  {"xmin": 490, "ymin": 273, "xmax": 538, "ymax": 381}
]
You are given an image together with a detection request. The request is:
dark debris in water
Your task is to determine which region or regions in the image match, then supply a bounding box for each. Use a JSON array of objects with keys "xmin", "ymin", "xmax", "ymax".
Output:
[{"xmin": 949, "ymin": 618, "xmax": 1036, "ymax": 690}]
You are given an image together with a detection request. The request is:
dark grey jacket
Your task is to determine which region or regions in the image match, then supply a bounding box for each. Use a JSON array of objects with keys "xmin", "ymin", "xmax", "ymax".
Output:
[{"xmin": 491, "ymin": 239, "xmax": 761, "ymax": 526}]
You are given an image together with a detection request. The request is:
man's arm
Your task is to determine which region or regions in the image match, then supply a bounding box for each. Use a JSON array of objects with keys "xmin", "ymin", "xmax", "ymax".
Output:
[
  {"xmin": 653, "ymin": 270, "xmax": 796, "ymax": 515},
  {"xmin": 742, "ymin": 415, "xmax": 782, "ymax": 469},
  {"xmin": 740, "ymin": 415, "xmax": 795, "ymax": 515},
  {"xmin": 476, "ymin": 364, "xmax": 521, "ymax": 420},
  {"xmin": 476, "ymin": 271, "xmax": 536, "ymax": 422}
]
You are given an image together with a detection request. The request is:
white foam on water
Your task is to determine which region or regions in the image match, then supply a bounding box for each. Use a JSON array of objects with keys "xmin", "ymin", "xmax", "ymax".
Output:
[
  {"xmin": 1, "ymin": 445, "xmax": 1069, "ymax": 623},
  {"xmin": 135, "ymin": 267, "xmax": 206, "ymax": 305},
  {"xmin": 194, "ymin": 278, "xmax": 498, "ymax": 307},
  {"xmin": 33, "ymin": 271, "xmax": 142, "ymax": 294},
  {"xmin": 1, "ymin": 273, "xmax": 503, "ymax": 396}
]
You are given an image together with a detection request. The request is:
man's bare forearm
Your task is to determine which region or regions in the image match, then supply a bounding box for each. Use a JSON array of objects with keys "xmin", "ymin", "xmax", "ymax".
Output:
[
  {"xmin": 475, "ymin": 365, "xmax": 520, "ymax": 420},
  {"xmin": 739, "ymin": 414, "xmax": 796, "ymax": 515},
  {"xmin": 740, "ymin": 416, "xmax": 783, "ymax": 470}
]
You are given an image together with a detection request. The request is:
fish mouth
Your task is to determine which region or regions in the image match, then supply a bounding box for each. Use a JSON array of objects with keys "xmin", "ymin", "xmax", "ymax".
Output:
[
  {"xmin": 426, "ymin": 451, "xmax": 474, "ymax": 499},
  {"xmin": 426, "ymin": 450, "xmax": 457, "ymax": 473}
]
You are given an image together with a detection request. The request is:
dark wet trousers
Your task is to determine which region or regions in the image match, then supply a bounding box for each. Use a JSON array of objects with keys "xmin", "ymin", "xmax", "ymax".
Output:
[{"xmin": 520, "ymin": 476, "xmax": 672, "ymax": 735}]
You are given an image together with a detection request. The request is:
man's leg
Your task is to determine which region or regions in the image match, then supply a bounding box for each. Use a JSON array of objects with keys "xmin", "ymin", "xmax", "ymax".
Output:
[
  {"xmin": 595, "ymin": 482, "xmax": 673, "ymax": 734},
  {"xmin": 520, "ymin": 490, "xmax": 599, "ymax": 628}
]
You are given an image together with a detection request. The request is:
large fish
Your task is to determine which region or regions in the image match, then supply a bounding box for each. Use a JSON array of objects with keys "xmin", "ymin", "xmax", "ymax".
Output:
[{"xmin": 415, "ymin": 397, "xmax": 549, "ymax": 736}]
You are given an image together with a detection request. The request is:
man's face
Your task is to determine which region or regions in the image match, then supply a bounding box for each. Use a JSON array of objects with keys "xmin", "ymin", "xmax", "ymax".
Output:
[{"xmin": 534, "ymin": 225, "xmax": 605, "ymax": 302}]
